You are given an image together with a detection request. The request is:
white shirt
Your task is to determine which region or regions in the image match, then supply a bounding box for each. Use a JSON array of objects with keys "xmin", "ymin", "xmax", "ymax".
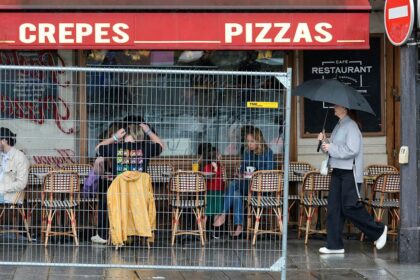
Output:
[{"xmin": 0, "ymin": 151, "xmax": 10, "ymax": 183}]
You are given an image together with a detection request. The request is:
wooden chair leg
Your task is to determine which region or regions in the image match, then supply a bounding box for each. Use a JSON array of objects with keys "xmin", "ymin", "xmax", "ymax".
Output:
[
  {"xmin": 68, "ymin": 209, "xmax": 79, "ymax": 246},
  {"xmin": 298, "ymin": 205, "xmax": 305, "ymax": 239},
  {"xmin": 196, "ymin": 209, "xmax": 205, "ymax": 246},
  {"xmin": 201, "ymin": 213, "xmax": 207, "ymax": 243},
  {"xmin": 304, "ymin": 207, "xmax": 313, "ymax": 245},
  {"xmin": 252, "ymin": 208, "xmax": 262, "ymax": 246},
  {"xmin": 44, "ymin": 209, "xmax": 54, "ymax": 247},
  {"xmin": 19, "ymin": 208, "xmax": 32, "ymax": 242},
  {"xmin": 246, "ymin": 206, "xmax": 252, "ymax": 241},
  {"xmin": 171, "ymin": 208, "xmax": 180, "ymax": 246},
  {"xmin": 276, "ymin": 207, "xmax": 283, "ymax": 233}
]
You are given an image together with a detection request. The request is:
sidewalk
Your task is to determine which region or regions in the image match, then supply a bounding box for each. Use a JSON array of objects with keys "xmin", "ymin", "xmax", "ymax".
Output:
[{"xmin": 0, "ymin": 239, "xmax": 418, "ymax": 279}]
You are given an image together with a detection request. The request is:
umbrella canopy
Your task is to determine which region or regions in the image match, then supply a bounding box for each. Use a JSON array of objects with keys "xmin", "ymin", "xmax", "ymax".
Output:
[{"xmin": 293, "ymin": 79, "xmax": 375, "ymax": 116}]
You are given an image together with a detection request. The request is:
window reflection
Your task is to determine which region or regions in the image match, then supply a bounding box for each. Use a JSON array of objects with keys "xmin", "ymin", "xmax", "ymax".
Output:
[{"xmin": 86, "ymin": 50, "xmax": 285, "ymax": 157}]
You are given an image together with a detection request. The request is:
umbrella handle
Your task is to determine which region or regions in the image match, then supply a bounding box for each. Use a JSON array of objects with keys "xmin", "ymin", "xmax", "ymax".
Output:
[
  {"xmin": 317, "ymin": 140, "xmax": 322, "ymax": 152},
  {"xmin": 317, "ymin": 129, "xmax": 325, "ymax": 152}
]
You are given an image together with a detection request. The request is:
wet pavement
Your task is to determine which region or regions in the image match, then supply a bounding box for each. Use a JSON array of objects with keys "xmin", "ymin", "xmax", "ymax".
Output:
[{"xmin": 0, "ymin": 235, "xmax": 418, "ymax": 279}]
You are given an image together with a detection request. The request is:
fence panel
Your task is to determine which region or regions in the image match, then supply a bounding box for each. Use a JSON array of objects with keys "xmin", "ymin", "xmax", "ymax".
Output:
[{"xmin": 0, "ymin": 65, "xmax": 291, "ymax": 275}]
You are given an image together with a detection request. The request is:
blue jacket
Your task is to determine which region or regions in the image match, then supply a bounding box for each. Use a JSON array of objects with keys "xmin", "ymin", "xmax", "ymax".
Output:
[{"xmin": 240, "ymin": 148, "xmax": 276, "ymax": 172}]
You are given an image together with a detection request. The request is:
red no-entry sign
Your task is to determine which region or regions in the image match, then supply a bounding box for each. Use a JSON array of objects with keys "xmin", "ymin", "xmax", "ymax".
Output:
[{"xmin": 384, "ymin": 0, "xmax": 414, "ymax": 46}]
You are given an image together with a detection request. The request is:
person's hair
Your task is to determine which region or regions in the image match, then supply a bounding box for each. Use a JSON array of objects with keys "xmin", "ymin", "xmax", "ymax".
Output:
[
  {"xmin": 0, "ymin": 127, "xmax": 16, "ymax": 146},
  {"xmin": 197, "ymin": 143, "xmax": 218, "ymax": 165},
  {"xmin": 348, "ymin": 109, "xmax": 362, "ymax": 129},
  {"xmin": 126, "ymin": 124, "xmax": 144, "ymax": 141},
  {"xmin": 123, "ymin": 115, "xmax": 157, "ymax": 139},
  {"xmin": 105, "ymin": 122, "xmax": 123, "ymax": 139},
  {"xmin": 245, "ymin": 126, "xmax": 268, "ymax": 155}
]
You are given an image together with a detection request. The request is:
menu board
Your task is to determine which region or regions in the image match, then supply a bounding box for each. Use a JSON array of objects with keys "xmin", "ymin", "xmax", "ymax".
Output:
[{"xmin": 302, "ymin": 36, "xmax": 383, "ymax": 135}]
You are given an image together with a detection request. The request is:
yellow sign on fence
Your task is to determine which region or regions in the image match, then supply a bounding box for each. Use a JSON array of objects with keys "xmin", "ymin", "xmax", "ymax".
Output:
[{"xmin": 246, "ymin": 101, "xmax": 279, "ymax": 109}]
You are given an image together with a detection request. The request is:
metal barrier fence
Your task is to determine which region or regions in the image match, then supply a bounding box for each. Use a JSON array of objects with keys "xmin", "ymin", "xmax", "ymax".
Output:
[{"xmin": 0, "ymin": 65, "xmax": 291, "ymax": 278}]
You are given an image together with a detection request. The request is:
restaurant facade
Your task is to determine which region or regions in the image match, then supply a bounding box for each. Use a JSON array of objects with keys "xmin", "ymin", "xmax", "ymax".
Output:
[
  {"xmin": 0, "ymin": 0, "xmax": 414, "ymax": 265},
  {"xmin": 0, "ymin": 0, "xmax": 393, "ymax": 167}
]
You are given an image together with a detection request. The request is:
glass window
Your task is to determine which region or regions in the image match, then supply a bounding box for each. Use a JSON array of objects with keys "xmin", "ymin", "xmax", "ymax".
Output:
[{"xmin": 86, "ymin": 50, "xmax": 286, "ymax": 157}]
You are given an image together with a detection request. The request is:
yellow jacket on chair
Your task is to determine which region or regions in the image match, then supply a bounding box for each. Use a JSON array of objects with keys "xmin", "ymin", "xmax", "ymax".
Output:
[{"xmin": 107, "ymin": 171, "xmax": 156, "ymax": 246}]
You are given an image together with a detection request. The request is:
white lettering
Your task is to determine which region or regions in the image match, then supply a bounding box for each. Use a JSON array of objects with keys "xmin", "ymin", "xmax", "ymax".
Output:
[
  {"xmin": 225, "ymin": 23, "xmax": 243, "ymax": 43},
  {"xmin": 19, "ymin": 23, "xmax": 36, "ymax": 43},
  {"xmin": 274, "ymin": 23, "xmax": 291, "ymax": 43},
  {"xmin": 39, "ymin": 23, "xmax": 56, "ymax": 43},
  {"xmin": 95, "ymin": 23, "xmax": 110, "ymax": 43},
  {"xmin": 75, "ymin": 23, "xmax": 93, "ymax": 43},
  {"xmin": 314, "ymin": 23, "xmax": 332, "ymax": 43},
  {"xmin": 59, "ymin": 23, "xmax": 74, "ymax": 43},
  {"xmin": 255, "ymin": 23, "xmax": 272, "ymax": 43},
  {"xmin": 112, "ymin": 23, "xmax": 129, "ymax": 43},
  {"xmin": 293, "ymin": 23, "xmax": 312, "ymax": 43},
  {"xmin": 19, "ymin": 22, "xmax": 130, "ymax": 45},
  {"xmin": 245, "ymin": 23, "xmax": 253, "ymax": 43}
]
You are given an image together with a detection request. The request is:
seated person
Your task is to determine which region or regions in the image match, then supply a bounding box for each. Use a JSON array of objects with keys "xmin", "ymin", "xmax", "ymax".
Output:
[
  {"xmin": 213, "ymin": 126, "xmax": 275, "ymax": 237},
  {"xmin": 91, "ymin": 123, "xmax": 163, "ymax": 244},
  {"xmin": 0, "ymin": 127, "xmax": 29, "ymax": 204},
  {"xmin": 198, "ymin": 143, "xmax": 225, "ymax": 238}
]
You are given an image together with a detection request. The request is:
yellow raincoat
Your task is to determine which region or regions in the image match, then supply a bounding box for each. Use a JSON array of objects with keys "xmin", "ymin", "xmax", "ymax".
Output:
[{"xmin": 107, "ymin": 171, "xmax": 156, "ymax": 246}]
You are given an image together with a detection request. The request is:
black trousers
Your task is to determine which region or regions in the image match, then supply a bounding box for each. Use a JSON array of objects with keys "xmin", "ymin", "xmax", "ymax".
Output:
[
  {"xmin": 97, "ymin": 177, "xmax": 110, "ymax": 239},
  {"xmin": 326, "ymin": 168, "xmax": 384, "ymax": 249}
]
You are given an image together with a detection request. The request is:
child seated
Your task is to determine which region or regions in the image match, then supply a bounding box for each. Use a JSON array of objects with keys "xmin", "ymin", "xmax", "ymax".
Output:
[{"xmin": 198, "ymin": 143, "xmax": 225, "ymax": 238}]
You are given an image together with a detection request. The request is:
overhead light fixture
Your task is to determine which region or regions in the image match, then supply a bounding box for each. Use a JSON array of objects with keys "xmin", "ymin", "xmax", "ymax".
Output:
[
  {"xmin": 178, "ymin": 51, "xmax": 204, "ymax": 63},
  {"xmin": 88, "ymin": 50, "xmax": 107, "ymax": 62},
  {"xmin": 256, "ymin": 50, "xmax": 284, "ymax": 66},
  {"xmin": 124, "ymin": 50, "xmax": 150, "ymax": 61}
]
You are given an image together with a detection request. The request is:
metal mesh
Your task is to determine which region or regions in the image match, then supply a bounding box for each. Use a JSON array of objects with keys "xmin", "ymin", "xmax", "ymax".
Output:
[{"xmin": 0, "ymin": 65, "xmax": 291, "ymax": 273}]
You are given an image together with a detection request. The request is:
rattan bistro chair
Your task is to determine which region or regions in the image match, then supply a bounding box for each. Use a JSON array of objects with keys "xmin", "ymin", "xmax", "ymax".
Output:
[
  {"xmin": 0, "ymin": 191, "xmax": 32, "ymax": 242},
  {"xmin": 147, "ymin": 163, "xmax": 174, "ymax": 201},
  {"xmin": 360, "ymin": 164, "xmax": 398, "ymax": 241},
  {"xmin": 26, "ymin": 164, "xmax": 55, "ymax": 227},
  {"xmin": 147, "ymin": 163, "xmax": 174, "ymax": 230},
  {"xmin": 169, "ymin": 171, "xmax": 206, "ymax": 246},
  {"xmin": 363, "ymin": 165, "xmax": 398, "ymax": 202},
  {"xmin": 61, "ymin": 163, "xmax": 96, "ymax": 227},
  {"xmin": 288, "ymin": 162, "xmax": 315, "ymax": 212},
  {"xmin": 298, "ymin": 171, "xmax": 331, "ymax": 244},
  {"xmin": 41, "ymin": 171, "xmax": 80, "ymax": 247},
  {"xmin": 368, "ymin": 172, "xmax": 400, "ymax": 237},
  {"xmin": 246, "ymin": 170, "xmax": 283, "ymax": 246}
]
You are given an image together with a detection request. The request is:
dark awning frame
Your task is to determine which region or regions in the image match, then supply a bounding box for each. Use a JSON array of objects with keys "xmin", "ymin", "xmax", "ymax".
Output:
[{"xmin": 0, "ymin": 0, "xmax": 371, "ymax": 11}]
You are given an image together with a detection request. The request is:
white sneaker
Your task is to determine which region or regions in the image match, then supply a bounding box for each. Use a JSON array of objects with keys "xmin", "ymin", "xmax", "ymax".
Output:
[
  {"xmin": 375, "ymin": 225, "xmax": 387, "ymax": 250},
  {"xmin": 319, "ymin": 247, "xmax": 345, "ymax": 254},
  {"xmin": 91, "ymin": 234, "xmax": 107, "ymax": 244}
]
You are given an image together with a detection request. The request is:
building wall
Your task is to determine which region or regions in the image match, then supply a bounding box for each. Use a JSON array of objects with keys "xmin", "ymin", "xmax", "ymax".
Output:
[
  {"xmin": 297, "ymin": 11, "xmax": 389, "ymax": 169},
  {"xmin": 0, "ymin": 50, "xmax": 77, "ymax": 166}
]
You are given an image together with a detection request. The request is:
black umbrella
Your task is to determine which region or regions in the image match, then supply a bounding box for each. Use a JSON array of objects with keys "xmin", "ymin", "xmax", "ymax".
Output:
[
  {"xmin": 293, "ymin": 79, "xmax": 375, "ymax": 152},
  {"xmin": 293, "ymin": 79, "xmax": 375, "ymax": 115}
]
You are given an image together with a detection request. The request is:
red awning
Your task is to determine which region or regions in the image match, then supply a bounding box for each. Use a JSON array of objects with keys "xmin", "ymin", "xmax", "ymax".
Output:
[{"xmin": 0, "ymin": 0, "xmax": 371, "ymax": 11}]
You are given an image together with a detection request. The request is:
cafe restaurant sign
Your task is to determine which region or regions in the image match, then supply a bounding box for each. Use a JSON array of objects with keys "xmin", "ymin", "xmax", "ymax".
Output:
[{"xmin": 0, "ymin": 13, "xmax": 369, "ymax": 50}]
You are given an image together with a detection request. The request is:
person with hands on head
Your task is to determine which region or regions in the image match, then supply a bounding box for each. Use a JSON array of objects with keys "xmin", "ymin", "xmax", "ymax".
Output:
[
  {"xmin": 91, "ymin": 122, "xmax": 163, "ymax": 244},
  {"xmin": 318, "ymin": 105, "xmax": 387, "ymax": 254}
]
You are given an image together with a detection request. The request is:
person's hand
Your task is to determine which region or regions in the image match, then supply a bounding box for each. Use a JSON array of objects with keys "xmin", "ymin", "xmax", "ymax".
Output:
[
  {"xmin": 139, "ymin": 123, "xmax": 150, "ymax": 132},
  {"xmin": 234, "ymin": 167, "xmax": 242, "ymax": 178},
  {"xmin": 211, "ymin": 162, "xmax": 218, "ymax": 172},
  {"xmin": 322, "ymin": 143, "xmax": 330, "ymax": 152},
  {"xmin": 317, "ymin": 132, "xmax": 325, "ymax": 141},
  {"xmin": 114, "ymin": 128, "xmax": 126, "ymax": 140}
]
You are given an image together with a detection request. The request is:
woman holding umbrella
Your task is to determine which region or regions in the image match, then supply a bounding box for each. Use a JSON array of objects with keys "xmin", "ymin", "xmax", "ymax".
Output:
[
  {"xmin": 318, "ymin": 104, "xmax": 387, "ymax": 254},
  {"xmin": 293, "ymin": 79, "xmax": 387, "ymax": 254}
]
